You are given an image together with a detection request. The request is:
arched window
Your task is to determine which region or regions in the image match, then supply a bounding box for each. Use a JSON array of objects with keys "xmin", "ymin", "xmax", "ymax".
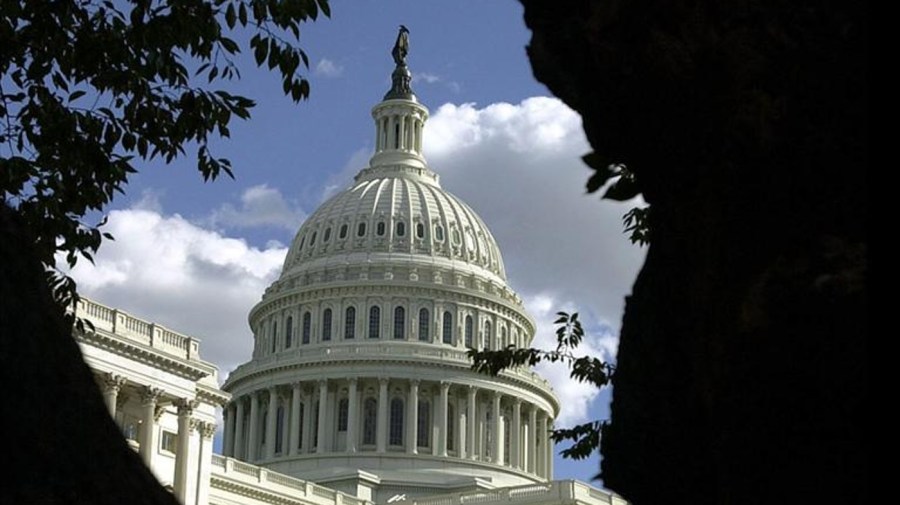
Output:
[
  {"xmin": 369, "ymin": 306, "xmax": 381, "ymax": 339},
  {"xmin": 393, "ymin": 306, "xmax": 405, "ymax": 339},
  {"xmin": 285, "ymin": 316, "xmax": 293, "ymax": 348},
  {"xmin": 339, "ymin": 224, "xmax": 348, "ymax": 239},
  {"xmin": 396, "ymin": 221, "xmax": 405, "ymax": 237},
  {"xmin": 442, "ymin": 311, "xmax": 453, "ymax": 344},
  {"xmin": 376, "ymin": 222, "xmax": 386, "ymax": 236},
  {"xmin": 302, "ymin": 312, "xmax": 311, "ymax": 344},
  {"xmin": 465, "ymin": 316, "xmax": 474, "ymax": 348},
  {"xmin": 298, "ymin": 236, "xmax": 305, "ymax": 252},
  {"xmin": 310, "ymin": 231, "xmax": 317, "ymax": 246},
  {"xmin": 418, "ymin": 308, "xmax": 430, "ymax": 342},
  {"xmin": 275, "ymin": 405, "xmax": 285, "ymax": 453},
  {"xmin": 447, "ymin": 403, "xmax": 456, "ymax": 451},
  {"xmin": 345, "ymin": 307, "xmax": 356, "ymax": 339},
  {"xmin": 271, "ymin": 321, "xmax": 278, "ymax": 353},
  {"xmin": 417, "ymin": 400, "xmax": 431, "ymax": 448},
  {"xmin": 363, "ymin": 398, "xmax": 377, "ymax": 445},
  {"xmin": 435, "ymin": 225, "xmax": 444, "ymax": 242},
  {"xmin": 416, "ymin": 222, "xmax": 425, "ymax": 239},
  {"xmin": 324, "ymin": 227, "xmax": 331, "ymax": 242},
  {"xmin": 337, "ymin": 398, "xmax": 349, "ymax": 432},
  {"xmin": 484, "ymin": 321, "xmax": 492, "ymax": 350},
  {"xmin": 322, "ymin": 309, "xmax": 333, "ymax": 341},
  {"xmin": 389, "ymin": 398, "xmax": 404, "ymax": 446},
  {"xmin": 357, "ymin": 222, "xmax": 366, "ymax": 237}
]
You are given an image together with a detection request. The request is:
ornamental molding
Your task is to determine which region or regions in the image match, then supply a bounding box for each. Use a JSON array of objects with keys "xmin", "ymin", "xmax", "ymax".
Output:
[{"xmin": 76, "ymin": 328, "xmax": 214, "ymax": 382}]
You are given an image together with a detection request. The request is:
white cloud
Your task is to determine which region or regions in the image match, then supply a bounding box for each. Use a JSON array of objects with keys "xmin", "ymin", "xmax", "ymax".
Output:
[
  {"xmin": 68, "ymin": 207, "xmax": 287, "ymax": 374},
  {"xmin": 425, "ymin": 97, "xmax": 646, "ymax": 426},
  {"xmin": 206, "ymin": 184, "xmax": 306, "ymax": 231},
  {"xmin": 413, "ymin": 72, "xmax": 441, "ymax": 84},
  {"xmin": 314, "ymin": 58, "xmax": 343, "ymax": 78}
]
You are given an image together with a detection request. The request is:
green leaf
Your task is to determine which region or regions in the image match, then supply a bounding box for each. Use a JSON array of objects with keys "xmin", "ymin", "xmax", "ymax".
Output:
[{"xmin": 225, "ymin": 3, "xmax": 236, "ymax": 28}]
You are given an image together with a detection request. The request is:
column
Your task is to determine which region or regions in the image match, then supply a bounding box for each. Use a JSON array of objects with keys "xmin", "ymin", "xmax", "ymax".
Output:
[
  {"xmin": 407, "ymin": 379, "xmax": 419, "ymax": 454},
  {"xmin": 438, "ymin": 382, "xmax": 450, "ymax": 457},
  {"xmin": 528, "ymin": 405, "xmax": 537, "ymax": 474},
  {"xmin": 492, "ymin": 392, "xmax": 502, "ymax": 464},
  {"xmin": 545, "ymin": 415, "xmax": 554, "ymax": 479},
  {"xmin": 289, "ymin": 383, "xmax": 302, "ymax": 456},
  {"xmin": 511, "ymin": 399, "xmax": 522, "ymax": 469},
  {"xmin": 248, "ymin": 392, "xmax": 260, "ymax": 461},
  {"xmin": 265, "ymin": 387, "xmax": 278, "ymax": 459},
  {"xmin": 301, "ymin": 389, "xmax": 312, "ymax": 454},
  {"xmin": 316, "ymin": 380, "xmax": 328, "ymax": 453},
  {"xmin": 281, "ymin": 395, "xmax": 291, "ymax": 456},
  {"xmin": 347, "ymin": 378, "xmax": 359, "ymax": 453},
  {"xmin": 466, "ymin": 386, "xmax": 477, "ymax": 460},
  {"xmin": 222, "ymin": 403, "xmax": 233, "ymax": 457},
  {"xmin": 139, "ymin": 387, "xmax": 163, "ymax": 466},
  {"xmin": 376, "ymin": 378, "xmax": 388, "ymax": 453},
  {"xmin": 101, "ymin": 373, "xmax": 126, "ymax": 417},
  {"xmin": 173, "ymin": 399, "xmax": 198, "ymax": 504},
  {"xmin": 536, "ymin": 411, "xmax": 546, "ymax": 478},
  {"xmin": 196, "ymin": 422, "xmax": 217, "ymax": 505},
  {"xmin": 234, "ymin": 399, "xmax": 245, "ymax": 460},
  {"xmin": 456, "ymin": 396, "xmax": 466, "ymax": 458}
]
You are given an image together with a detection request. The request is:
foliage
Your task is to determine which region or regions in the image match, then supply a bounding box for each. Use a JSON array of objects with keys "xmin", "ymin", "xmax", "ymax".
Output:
[
  {"xmin": 583, "ymin": 159, "xmax": 650, "ymax": 245},
  {"xmin": 469, "ymin": 311, "xmax": 615, "ymax": 462},
  {"xmin": 0, "ymin": 0, "xmax": 329, "ymax": 309}
]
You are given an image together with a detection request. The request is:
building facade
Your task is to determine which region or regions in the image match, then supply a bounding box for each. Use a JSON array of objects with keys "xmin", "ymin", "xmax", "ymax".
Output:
[{"xmin": 73, "ymin": 33, "xmax": 627, "ymax": 505}]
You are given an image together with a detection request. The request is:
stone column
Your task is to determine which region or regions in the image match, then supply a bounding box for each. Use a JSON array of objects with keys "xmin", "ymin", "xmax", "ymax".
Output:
[
  {"xmin": 234, "ymin": 398, "xmax": 245, "ymax": 460},
  {"xmin": 266, "ymin": 387, "xmax": 278, "ymax": 459},
  {"xmin": 316, "ymin": 379, "xmax": 328, "ymax": 453},
  {"xmin": 101, "ymin": 373, "xmax": 126, "ymax": 417},
  {"xmin": 289, "ymin": 383, "xmax": 302, "ymax": 456},
  {"xmin": 173, "ymin": 399, "xmax": 198, "ymax": 504},
  {"xmin": 347, "ymin": 378, "xmax": 359, "ymax": 453},
  {"xmin": 377, "ymin": 378, "xmax": 388, "ymax": 453},
  {"xmin": 456, "ymin": 396, "xmax": 466, "ymax": 458},
  {"xmin": 492, "ymin": 392, "xmax": 502, "ymax": 464},
  {"xmin": 528, "ymin": 405, "xmax": 537, "ymax": 474},
  {"xmin": 196, "ymin": 422, "xmax": 217, "ymax": 505},
  {"xmin": 438, "ymin": 381, "xmax": 450, "ymax": 457},
  {"xmin": 301, "ymin": 389, "xmax": 312, "ymax": 454},
  {"xmin": 545, "ymin": 415, "xmax": 554, "ymax": 479},
  {"xmin": 248, "ymin": 391, "xmax": 260, "ymax": 461},
  {"xmin": 407, "ymin": 379, "xmax": 419, "ymax": 454},
  {"xmin": 536, "ymin": 411, "xmax": 546, "ymax": 478},
  {"xmin": 511, "ymin": 399, "xmax": 522, "ymax": 469},
  {"xmin": 222, "ymin": 402, "xmax": 233, "ymax": 458},
  {"xmin": 139, "ymin": 387, "xmax": 163, "ymax": 466},
  {"xmin": 466, "ymin": 386, "xmax": 477, "ymax": 460}
]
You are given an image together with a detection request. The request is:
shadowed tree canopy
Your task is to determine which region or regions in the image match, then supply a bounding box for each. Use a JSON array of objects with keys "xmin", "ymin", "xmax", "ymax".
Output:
[
  {"xmin": 1, "ymin": 1, "xmax": 329, "ymax": 502},
  {"xmin": 518, "ymin": 0, "xmax": 867, "ymax": 503}
]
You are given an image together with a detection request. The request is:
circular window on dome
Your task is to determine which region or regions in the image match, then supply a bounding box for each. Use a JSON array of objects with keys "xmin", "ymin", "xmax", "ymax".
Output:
[
  {"xmin": 377, "ymin": 222, "xmax": 386, "ymax": 236},
  {"xmin": 339, "ymin": 224, "xmax": 348, "ymax": 239},
  {"xmin": 435, "ymin": 225, "xmax": 444, "ymax": 242},
  {"xmin": 396, "ymin": 221, "xmax": 405, "ymax": 237},
  {"xmin": 416, "ymin": 222, "xmax": 425, "ymax": 239},
  {"xmin": 358, "ymin": 222, "xmax": 367, "ymax": 237},
  {"xmin": 324, "ymin": 227, "xmax": 332, "ymax": 242}
]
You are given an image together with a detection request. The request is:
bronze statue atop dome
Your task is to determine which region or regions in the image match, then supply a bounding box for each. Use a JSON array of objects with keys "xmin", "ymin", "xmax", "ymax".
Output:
[{"xmin": 392, "ymin": 25, "xmax": 410, "ymax": 66}]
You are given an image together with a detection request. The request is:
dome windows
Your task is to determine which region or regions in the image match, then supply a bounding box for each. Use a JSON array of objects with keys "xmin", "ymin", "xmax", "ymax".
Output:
[
  {"xmin": 452, "ymin": 228, "xmax": 461, "ymax": 245},
  {"xmin": 396, "ymin": 221, "xmax": 406, "ymax": 237},
  {"xmin": 393, "ymin": 306, "xmax": 406, "ymax": 339},
  {"xmin": 416, "ymin": 222, "xmax": 425, "ymax": 239},
  {"xmin": 324, "ymin": 227, "xmax": 332, "ymax": 243},
  {"xmin": 310, "ymin": 231, "xmax": 317, "ymax": 246},
  {"xmin": 339, "ymin": 224, "xmax": 348, "ymax": 239},
  {"xmin": 442, "ymin": 311, "xmax": 453, "ymax": 344},
  {"xmin": 322, "ymin": 308, "xmax": 333, "ymax": 341},
  {"xmin": 435, "ymin": 225, "xmax": 444, "ymax": 242},
  {"xmin": 344, "ymin": 306, "xmax": 356, "ymax": 339},
  {"xmin": 418, "ymin": 308, "xmax": 430, "ymax": 341},
  {"xmin": 368, "ymin": 306, "xmax": 381, "ymax": 339},
  {"xmin": 357, "ymin": 222, "xmax": 367, "ymax": 237},
  {"xmin": 377, "ymin": 222, "xmax": 386, "ymax": 236}
]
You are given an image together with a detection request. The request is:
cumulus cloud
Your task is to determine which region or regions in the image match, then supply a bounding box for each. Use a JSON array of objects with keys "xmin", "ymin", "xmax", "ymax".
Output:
[
  {"xmin": 314, "ymin": 58, "xmax": 343, "ymax": 78},
  {"xmin": 205, "ymin": 184, "xmax": 306, "ymax": 231},
  {"xmin": 68, "ymin": 207, "xmax": 287, "ymax": 374},
  {"xmin": 425, "ymin": 97, "xmax": 646, "ymax": 426}
]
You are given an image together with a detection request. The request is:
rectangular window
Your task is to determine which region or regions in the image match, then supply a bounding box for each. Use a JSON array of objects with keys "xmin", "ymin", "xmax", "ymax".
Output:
[{"xmin": 160, "ymin": 430, "xmax": 177, "ymax": 454}]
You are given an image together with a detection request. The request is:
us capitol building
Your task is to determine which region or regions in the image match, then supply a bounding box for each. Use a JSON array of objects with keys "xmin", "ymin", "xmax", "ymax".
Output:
[{"xmin": 74, "ymin": 30, "xmax": 627, "ymax": 505}]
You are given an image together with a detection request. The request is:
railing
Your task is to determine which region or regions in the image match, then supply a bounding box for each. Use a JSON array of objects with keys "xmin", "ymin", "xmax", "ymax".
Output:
[
  {"xmin": 210, "ymin": 455, "xmax": 371, "ymax": 505},
  {"xmin": 75, "ymin": 297, "xmax": 199, "ymax": 361},
  {"xmin": 230, "ymin": 342, "xmax": 552, "ymax": 390},
  {"xmin": 411, "ymin": 480, "xmax": 628, "ymax": 505}
]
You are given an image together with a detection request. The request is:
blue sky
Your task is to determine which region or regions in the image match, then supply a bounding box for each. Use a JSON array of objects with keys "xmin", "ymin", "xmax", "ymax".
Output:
[{"xmin": 67, "ymin": 0, "xmax": 647, "ymax": 486}]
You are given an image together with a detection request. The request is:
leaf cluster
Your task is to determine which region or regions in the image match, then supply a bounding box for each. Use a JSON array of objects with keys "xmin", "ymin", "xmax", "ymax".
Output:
[{"xmin": 0, "ymin": 0, "xmax": 329, "ymax": 308}]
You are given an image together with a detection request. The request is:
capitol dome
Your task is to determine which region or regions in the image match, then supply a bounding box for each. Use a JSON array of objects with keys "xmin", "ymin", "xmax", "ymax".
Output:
[{"xmin": 221, "ymin": 39, "xmax": 559, "ymax": 502}]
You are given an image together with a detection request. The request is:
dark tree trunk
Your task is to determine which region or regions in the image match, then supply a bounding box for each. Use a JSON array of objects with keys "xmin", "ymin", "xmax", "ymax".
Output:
[
  {"xmin": 519, "ymin": 1, "xmax": 867, "ymax": 503},
  {"xmin": 1, "ymin": 203, "xmax": 179, "ymax": 505}
]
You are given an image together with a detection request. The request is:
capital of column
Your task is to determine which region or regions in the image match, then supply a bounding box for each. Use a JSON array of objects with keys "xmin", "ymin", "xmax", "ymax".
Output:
[
  {"xmin": 198, "ymin": 421, "xmax": 217, "ymax": 439},
  {"xmin": 349, "ymin": 377, "xmax": 358, "ymax": 386},
  {"xmin": 175, "ymin": 398, "xmax": 199, "ymax": 417},
  {"xmin": 378, "ymin": 377, "xmax": 390, "ymax": 386},
  {"xmin": 439, "ymin": 381, "xmax": 450, "ymax": 392},
  {"xmin": 409, "ymin": 378, "xmax": 420, "ymax": 387},
  {"xmin": 102, "ymin": 372, "xmax": 127, "ymax": 392},
  {"xmin": 140, "ymin": 386, "xmax": 164, "ymax": 406}
]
